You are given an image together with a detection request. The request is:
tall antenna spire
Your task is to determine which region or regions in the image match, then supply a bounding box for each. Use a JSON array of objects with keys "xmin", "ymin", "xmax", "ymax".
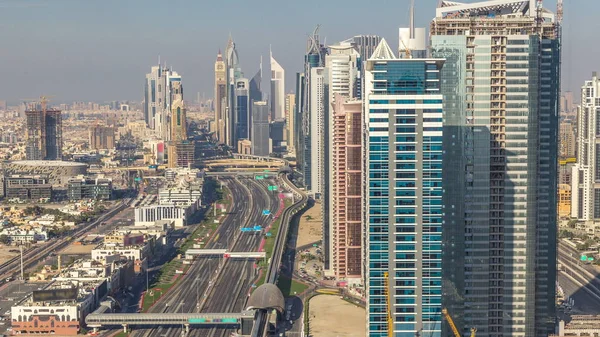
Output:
[
  {"xmin": 410, "ymin": 0, "xmax": 415, "ymax": 39},
  {"xmin": 260, "ymin": 55, "xmax": 263, "ymax": 79}
]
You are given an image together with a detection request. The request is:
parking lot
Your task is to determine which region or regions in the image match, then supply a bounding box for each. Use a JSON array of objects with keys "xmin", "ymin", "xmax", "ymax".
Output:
[
  {"xmin": 0, "ymin": 280, "xmax": 49, "ymax": 334},
  {"xmin": 296, "ymin": 245, "xmax": 324, "ymax": 283}
]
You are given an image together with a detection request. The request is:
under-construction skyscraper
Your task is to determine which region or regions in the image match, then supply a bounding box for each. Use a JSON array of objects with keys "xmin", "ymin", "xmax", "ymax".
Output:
[{"xmin": 25, "ymin": 102, "xmax": 63, "ymax": 161}]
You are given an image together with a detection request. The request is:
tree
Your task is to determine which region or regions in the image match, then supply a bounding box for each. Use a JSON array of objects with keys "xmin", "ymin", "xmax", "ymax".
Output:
[{"xmin": 0, "ymin": 235, "xmax": 10, "ymax": 245}]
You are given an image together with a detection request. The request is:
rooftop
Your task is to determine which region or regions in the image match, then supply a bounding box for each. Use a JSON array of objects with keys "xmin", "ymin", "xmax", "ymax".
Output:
[{"xmin": 9, "ymin": 160, "xmax": 87, "ymax": 167}]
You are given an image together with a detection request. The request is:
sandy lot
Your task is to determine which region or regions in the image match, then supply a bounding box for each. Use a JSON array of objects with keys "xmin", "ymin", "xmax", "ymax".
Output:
[
  {"xmin": 309, "ymin": 295, "xmax": 365, "ymax": 337},
  {"xmin": 296, "ymin": 201, "xmax": 322, "ymax": 248},
  {"xmin": 60, "ymin": 243, "xmax": 96, "ymax": 255},
  {"xmin": 0, "ymin": 246, "xmax": 19, "ymax": 265}
]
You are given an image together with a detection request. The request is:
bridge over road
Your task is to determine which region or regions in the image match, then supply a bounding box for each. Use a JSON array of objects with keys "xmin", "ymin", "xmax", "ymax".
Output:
[{"xmin": 86, "ymin": 312, "xmax": 255, "ymax": 333}]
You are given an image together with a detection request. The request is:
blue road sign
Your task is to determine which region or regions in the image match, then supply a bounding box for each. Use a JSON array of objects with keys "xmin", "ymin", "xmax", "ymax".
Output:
[
  {"xmin": 266, "ymin": 232, "xmax": 272, "ymax": 237},
  {"xmin": 253, "ymin": 225, "xmax": 262, "ymax": 231},
  {"xmin": 240, "ymin": 227, "xmax": 252, "ymax": 232},
  {"xmin": 262, "ymin": 210, "xmax": 271, "ymax": 215}
]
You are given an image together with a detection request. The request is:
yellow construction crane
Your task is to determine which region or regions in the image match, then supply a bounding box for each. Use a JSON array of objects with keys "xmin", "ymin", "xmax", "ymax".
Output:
[
  {"xmin": 442, "ymin": 308, "xmax": 476, "ymax": 337},
  {"xmin": 383, "ymin": 272, "xmax": 393, "ymax": 337}
]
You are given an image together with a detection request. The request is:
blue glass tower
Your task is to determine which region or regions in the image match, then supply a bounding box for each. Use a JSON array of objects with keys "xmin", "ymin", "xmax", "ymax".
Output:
[{"xmin": 365, "ymin": 39, "xmax": 445, "ymax": 337}]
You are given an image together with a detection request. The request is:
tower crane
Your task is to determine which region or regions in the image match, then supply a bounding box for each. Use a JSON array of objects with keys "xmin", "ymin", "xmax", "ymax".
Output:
[
  {"xmin": 442, "ymin": 308, "xmax": 476, "ymax": 337},
  {"xmin": 383, "ymin": 272, "xmax": 393, "ymax": 337}
]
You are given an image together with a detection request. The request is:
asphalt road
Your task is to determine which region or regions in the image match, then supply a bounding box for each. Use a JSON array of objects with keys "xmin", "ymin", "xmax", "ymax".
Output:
[
  {"xmin": 558, "ymin": 240, "xmax": 600, "ymax": 314},
  {"xmin": 130, "ymin": 177, "xmax": 282, "ymax": 337}
]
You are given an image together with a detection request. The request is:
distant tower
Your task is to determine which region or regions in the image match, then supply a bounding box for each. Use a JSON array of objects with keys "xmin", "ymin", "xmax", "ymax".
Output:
[
  {"xmin": 168, "ymin": 96, "xmax": 193, "ymax": 169},
  {"xmin": 170, "ymin": 94, "xmax": 187, "ymax": 142},
  {"xmin": 214, "ymin": 51, "xmax": 227, "ymax": 144},
  {"xmin": 25, "ymin": 98, "xmax": 63, "ymax": 160},
  {"xmin": 270, "ymin": 49, "xmax": 285, "ymax": 121},
  {"xmin": 399, "ymin": 0, "xmax": 426, "ymax": 58}
]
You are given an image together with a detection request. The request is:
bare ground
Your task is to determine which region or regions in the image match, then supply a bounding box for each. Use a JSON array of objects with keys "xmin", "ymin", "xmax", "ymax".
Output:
[
  {"xmin": 308, "ymin": 294, "xmax": 365, "ymax": 337},
  {"xmin": 296, "ymin": 201, "xmax": 322, "ymax": 248}
]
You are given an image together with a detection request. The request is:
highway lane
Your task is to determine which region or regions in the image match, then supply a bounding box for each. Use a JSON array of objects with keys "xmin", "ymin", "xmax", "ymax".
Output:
[
  {"xmin": 558, "ymin": 240, "xmax": 600, "ymax": 314},
  {"xmin": 131, "ymin": 177, "xmax": 280, "ymax": 337}
]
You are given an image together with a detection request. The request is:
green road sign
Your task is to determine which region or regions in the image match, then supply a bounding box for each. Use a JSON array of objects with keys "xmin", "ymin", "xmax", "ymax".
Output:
[
  {"xmin": 189, "ymin": 318, "xmax": 206, "ymax": 323},
  {"xmin": 589, "ymin": 257, "xmax": 595, "ymax": 262},
  {"xmin": 222, "ymin": 318, "xmax": 238, "ymax": 323},
  {"xmin": 313, "ymin": 243, "xmax": 318, "ymax": 247},
  {"xmin": 581, "ymin": 255, "xmax": 588, "ymax": 261},
  {"xmin": 268, "ymin": 186, "xmax": 278, "ymax": 191},
  {"xmin": 255, "ymin": 175, "xmax": 264, "ymax": 180}
]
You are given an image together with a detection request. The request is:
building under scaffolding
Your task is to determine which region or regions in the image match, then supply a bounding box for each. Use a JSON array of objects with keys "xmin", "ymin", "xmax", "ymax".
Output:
[{"xmin": 25, "ymin": 106, "xmax": 63, "ymax": 161}]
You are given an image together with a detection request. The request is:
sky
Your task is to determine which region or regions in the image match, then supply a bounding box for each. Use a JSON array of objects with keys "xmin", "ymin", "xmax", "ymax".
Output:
[{"xmin": 0, "ymin": 0, "xmax": 593, "ymax": 104}]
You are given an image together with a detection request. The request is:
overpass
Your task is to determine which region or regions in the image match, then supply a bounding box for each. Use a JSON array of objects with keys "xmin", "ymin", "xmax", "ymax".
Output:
[
  {"xmin": 185, "ymin": 249, "xmax": 266, "ymax": 259},
  {"xmin": 86, "ymin": 312, "xmax": 254, "ymax": 333}
]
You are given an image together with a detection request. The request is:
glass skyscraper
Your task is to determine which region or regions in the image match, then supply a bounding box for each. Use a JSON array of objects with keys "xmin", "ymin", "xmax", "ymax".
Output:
[
  {"xmin": 365, "ymin": 38, "xmax": 445, "ymax": 337},
  {"xmin": 430, "ymin": 1, "xmax": 560, "ymax": 336}
]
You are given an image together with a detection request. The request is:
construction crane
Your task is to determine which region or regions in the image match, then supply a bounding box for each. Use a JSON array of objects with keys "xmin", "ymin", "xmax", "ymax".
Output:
[
  {"xmin": 442, "ymin": 308, "xmax": 476, "ymax": 337},
  {"xmin": 383, "ymin": 272, "xmax": 393, "ymax": 337}
]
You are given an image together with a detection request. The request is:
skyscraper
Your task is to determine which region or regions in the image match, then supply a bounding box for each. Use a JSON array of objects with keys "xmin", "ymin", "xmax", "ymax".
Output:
[
  {"xmin": 89, "ymin": 125, "xmax": 116, "ymax": 150},
  {"xmin": 25, "ymin": 103, "xmax": 63, "ymax": 161},
  {"xmin": 214, "ymin": 51, "xmax": 227, "ymax": 144},
  {"xmin": 559, "ymin": 119, "xmax": 576, "ymax": 159},
  {"xmin": 330, "ymin": 93, "xmax": 362, "ymax": 284},
  {"xmin": 251, "ymin": 101, "xmax": 270, "ymax": 156},
  {"xmin": 225, "ymin": 36, "xmax": 243, "ymax": 148},
  {"xmin": 234, "ymin": 78, "xmax": 250, "ymax": 146},
  {"xmin": 168, "ymin": 94, "xmax": 192, "ymax": 169},
  {"xmin": 270, "ymin": 50, "xmax": 285, "ymax": 121},
  {"xmin": 364, "ymin": 38, "xmax": 445, "ymax": 337},
  {"xmin": 571, "ymin": 73, "xmax": 600, "ymax": 221},
  {"xmin": 343, "ymin": 35, "xmax": 382, "ymax": 61},
  {"xmin": 309, "ymin": 66, "xmax": 328, "ymax": 197},
  {"xmin": 399, "ymin": 0, "xmax": 426, "ymax": 59},
  {"xmin": 431, "ymin": 1, "xmax": 560, "ymax": 336},
  {"xmin": 324, "ymin": 41, "xmax": 361, "ymax": 276},
  {"xmin": 170, "ymin": 94, "xmax": 187, "ymax": 142},
  {"xmin": 143, "ymin": 64, "xmax": 183, "ymax": 133},
  {"xmin": 285, "ymin": 93, "xmax": 296, "ymax": 154},
  {"xmin": 249, "ymin": 59, "xmax": 263, "ymax": 142}
]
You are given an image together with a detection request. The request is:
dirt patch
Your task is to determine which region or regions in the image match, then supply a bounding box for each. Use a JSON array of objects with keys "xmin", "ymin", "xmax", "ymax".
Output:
[
  {"xmin": 308, "ymin": 295, "xmax": 365, "ymax": 337},
  {"xmin": 297, "ymin": 201, "xmax": 322, "ymax": 248},
  {"xmin": 0, "ymin": 246, "xmax": 19, "ymax": 265},
  {"xmin": 59, "ymin": 244, "xmax": 96, "ymax": 255}
]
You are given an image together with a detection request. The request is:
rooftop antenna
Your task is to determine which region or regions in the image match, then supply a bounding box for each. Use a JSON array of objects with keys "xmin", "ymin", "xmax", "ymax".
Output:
[
  {"xmin": 158, "ymin": 55, "xmax": 161, "ymax": 66},
  {"xmin": 260, "ymin": 55, "xmax": 263, "ymax": 79}
]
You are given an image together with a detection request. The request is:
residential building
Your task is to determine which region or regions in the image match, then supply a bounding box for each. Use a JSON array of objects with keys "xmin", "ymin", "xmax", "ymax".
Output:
[
  {"xmin": 91, "ymin": 243, "xmax": 151, "ymax": 263},
  {"xmin": 558, "ymin": 184, "xmax": 571, "ymax": 219},
  {"xmin": 364, "ymin": 38, "xmax": 444, "ymax": 337},
  {"xmin": 285, "ymin": 93, "xmax": 296, "ymax": 154},
  {"xmin": 214, "ymin": 51, "xmax": 227, "ymax": 143},
  {"xmin": 572, "ymin": 73, "xmax": 600, "ymax": 222},
  {"xmin": 309, "ymin": 66, "xmax": 328, "ymax": 196},
  {"xmin": 559, "ymin": 157, "xmax": 576, "ymax": 185},
  {"xmin": 330, "ymin": 94, "xmax": 362, "ymax": 284},
  {"xmin": 88, "ymin": 125, "xmax": 116, "ymax": 150},
  {"xmin": 271, "ymin": 50, "xmax": 285, "ymax": 120},
  {"xmin": 324, "ymin": 41, "xmax": 361, "ymax": 276},
  {"xmin": 431, "ymin": 1, "xmax": 561, "ymax": 335},
  {"xmin": 25, "ymin": 106, "xmax": 62, "ymax": 160},
  {"xmin": 559, "ymin": 119, "xmax": 576, "ymax": 159},
  {"xmin": 67, "ymin": 176, "xmax": 112, "ymax": 201},
  {"xmin": 143, "ymin": 64, "xmax": 182, "ymax": 130},
  {"xmin": 251, "ymin": 101, "xmax": 270, "ymax": 156},
  {"xmin": 0, "ymin": 227, "xmax": 48, "ymax": 244}
]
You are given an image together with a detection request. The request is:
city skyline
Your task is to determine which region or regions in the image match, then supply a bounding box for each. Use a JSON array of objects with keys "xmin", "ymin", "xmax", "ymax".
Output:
[{"xmin": 0, "ymin": 0, "xmax": 587, "ymax": 104}]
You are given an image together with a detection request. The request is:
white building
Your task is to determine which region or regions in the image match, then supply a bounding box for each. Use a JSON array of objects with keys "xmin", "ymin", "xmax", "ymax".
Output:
[
  {"xmin": 158, "ymin": 188, "xmax": 202, "ymax": 207},
  {"xmin": 134, "ymin": 204, "xmax": 191, "ymax": 227},
  {"xmin": 572, "ymin": 73, "xmax": 600, "ymax": 221},
  {"xmin": 91, "ymin": 244, "xmax": 149, "ymax": 262},
  {"xmin": 270, "ymin": 50, "xmax": 285, "ymax": 121},
  {"xmin": 1, "ymin": 227, "xmax": 48, "ymax": 244},
  {"xmin": 309, "ymin": 67, "xmax": 328, "ymax": 197}
]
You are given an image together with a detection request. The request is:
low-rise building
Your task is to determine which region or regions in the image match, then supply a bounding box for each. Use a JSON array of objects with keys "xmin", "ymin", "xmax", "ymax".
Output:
[
  {"xmin": 4, "ymin": 174, "xmax": 52, "ymax": 201},
  {"xmin": 91, "ymin": 244, "xmax": 150, "ymax": 263},
  {"xmin": 67, "ymin": 176, "xmax": 112, "ymax": 201},
  {"xmin": 134, "ymin": 204, "xmax": 193, "ymax": 227},
  {"xmin": 0, "ymin": 227, "xmax": 48, "ymax": 244},
  {"xmin": 553, "ymin": 315, "xmax": 600, "ymax": 336}
]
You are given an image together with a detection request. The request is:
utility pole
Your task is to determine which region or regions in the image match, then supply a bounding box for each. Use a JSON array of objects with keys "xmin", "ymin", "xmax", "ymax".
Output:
[{"xmin": 20, "ymin": 245, "xmax": 23, "ymax": 281}]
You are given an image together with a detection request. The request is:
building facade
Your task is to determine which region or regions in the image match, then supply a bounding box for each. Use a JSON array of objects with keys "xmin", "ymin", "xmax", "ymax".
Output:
[
  {"xmin": 572, "ymin": 73, "xmax": 600, "ymax": 221},
  {"xmin": 251, "ymin": 101, "xmax": 270, "ymax": 156},
  {"xmin": 285, "ymin": 93, "xmax": 296, "ymax": 154},
  {"xmin": 431, "ymin": 1, "xmax": 560, "ymax": 336},
  {"xmin": 88, "ymin": 125, "xmax": 115, "ymax": 150},
  {"xmin": 25, "ymin": 108, "xmax": 63, "ymax": 161},
  {"xmin": 270, "ymin": 51, "xmax": 285, "ymax": 121},
  {"xmin": 4, "ymin": 175, "xmax": 52, "ymax": 201},
  {"xmin": 559, "ymin": 119, "xmax": 576, "ymax": 159},
  {"xmin": 309, "ymin": 67, "xmax": 328, "ymax": 196},
  {"xmin": 214, "ymin": 51, "xmax": 227, "ymax": 143},
  {"xmin": 330, "ymin": 94, "xmax": 362, "ymax": 283},
  {"xmin": 234, "ymin": 78, "xmax": 250, "ymax": 145},
  {"xmin": 67, "ymin": 176, "xmax": 112, "ymax": 201},
  {"xmin": 364, "ymin": 39, "xmax": 444, "ymax": 337}
]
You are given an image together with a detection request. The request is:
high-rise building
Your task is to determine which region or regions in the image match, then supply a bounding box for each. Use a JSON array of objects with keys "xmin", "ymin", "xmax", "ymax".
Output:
[
  {"xmin": 214, "ymin": 51, "xmax": 227, "ymax": 143},
  {"xmin": 559, "ymin": 119, "xmax": 576, "ymax": 159},
  {"xmin": 342, "ymin": 35, "xmax": 381, "ymax": 61},
  {"xmin": 308, "ymin": 66, "xmax": 328, "ymax": 197},
  {"xmin": 168, "ymin": 95, "xmax": 191, "ymax": 169},
  {"xmin": 25, "ymin": 105, "xmax": 63, "ymax": 161},
  {"xmin": 301, "ymin": 26, "xmax": 328, "ymax": 189},
  {"xmin": 285, "ymin": 93, "xmax": 296, "ymax": 154},
  {"xmin": 270, "ymin": 120, "xmax": 286, "ymax": 154},
  {"xmin": 170, "ymin": 94, "xmax": 187, "ymax": 142},
  {"xmin": 225, "ymin": 36, "xmax": 243, "ymax": 148},
  {"xmin": 431, "ymin": 1, "xmax": 561, "ymax": 336},
  {"xmin": 324, "ymin": 41, "xmax": 361, "ymax": 276},
  {"xmin": 330, "ymin": 93, "xmax": 362, "ymax": 284},
  {"xmin": 270, "ymin": 50, "xmax": 285, "ymax": 121},
  {"xmin": 251, "ymin": 101, "xmax": 270, "ymax": 156},
  {"xmin": 364, "ymin": 38, "xmax": 445, "ymax": 337},
  {"xmin": 89, "ymin": 125, "xmax": 116, "ymax": 150},
  {"xmin": 572, "ymin": 73, "xmax": 600, "ymax": 222},
  {"xmin": 143, "ymin": 64, "xmax": 182, "ymax": 132},
  {"xmin": 249, "ymin": 60, "xmax": 263, "ymax": 142},
  {"xmin": 234, "ymin": 78, "xmax": 250, "ymax": 145}
]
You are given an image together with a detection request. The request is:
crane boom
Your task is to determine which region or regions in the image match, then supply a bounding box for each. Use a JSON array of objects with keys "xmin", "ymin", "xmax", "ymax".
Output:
[
  {"xmin": 442, "ymin": 308, "xmax": 461, "ymax": 337},
  {"xmin": 383, "ymin": 272, "xmax": 393, "ymax": 337}
]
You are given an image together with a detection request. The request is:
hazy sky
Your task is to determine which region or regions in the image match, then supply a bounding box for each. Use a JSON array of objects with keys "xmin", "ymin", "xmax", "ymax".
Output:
[{"xmin": 0, "ymin": 0, "xmax": 592, "ymax": 104}]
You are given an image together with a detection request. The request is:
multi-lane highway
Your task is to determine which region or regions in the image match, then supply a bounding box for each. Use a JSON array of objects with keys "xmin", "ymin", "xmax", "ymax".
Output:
[
  {"xmin": 130, "ymin": 176, "xmax": 282, "ymax": 337},
  {"xmin": 557, "ymin": 240, "xmax": 600, "ymax": 314}
]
